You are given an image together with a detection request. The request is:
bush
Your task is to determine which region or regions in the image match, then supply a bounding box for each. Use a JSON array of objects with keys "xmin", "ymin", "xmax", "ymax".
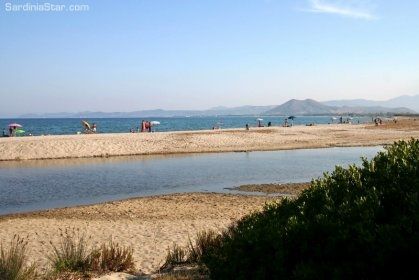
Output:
[
  {"xmin": 48, "ymin": 228, "xmax": 134, "ymax": 275},
  {"xmin": 162, "ymin": 230, "xmax": 219, "ymax": 270},
  {"xmin": 201, "ymin": 139, "xmax": 419, "ymax": 279},
  {"xmin": 163, "ymin": 244, "xmax": 188, "ymax": 268},
  {"xmin": 0, "ymin": 236, "xmax": 37, "ymax": 280},
  {"xmin": 48, "ymin": 228, "xmax": 93, "ymax": 273},
  {"xmin": 95, "ymin": 240, "xmax": 134, "ymax": 273},
  {"xmin": 187, "ymin": 230, "xmax": 219, "ymax": 264}
]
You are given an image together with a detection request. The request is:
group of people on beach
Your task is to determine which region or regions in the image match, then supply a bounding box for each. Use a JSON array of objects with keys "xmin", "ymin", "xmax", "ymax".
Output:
[
  {"xmin": 2, "ymin": 124, "xmax": 27, "ymax": 137},
  {"xmin": 2, "ymin": 128, "xmax": 10, "ymax": 137},
  {"xmin": 129, "ymin": 120, "xmax": 155, "ymax": 133},
  {"xmin": 82, "ymin": 121, "xmax": 97, "ymax": 134},
  {"xmin": 244, "ymin": 118, "xmax": 293, "ymax": 130}
]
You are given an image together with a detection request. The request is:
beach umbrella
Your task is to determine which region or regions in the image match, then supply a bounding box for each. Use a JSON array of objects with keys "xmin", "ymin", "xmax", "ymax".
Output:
[
  {"xmin": 81, "ymin": 120, "xmax": 91, "ymax": 130},
  {"xmin": 256, "ymin": 118, "xmax": 263, "ymax": 121},
  {"xmin": 150, "ymin": 121, "xmax": 160, "ymax": 125},
  {"xmin": 287, "ymin": 116, "xmax": 295, "ymax": 126},
  {"xmin": 8, "ymin": 123, "xmax": 22, "ymax": 128}
]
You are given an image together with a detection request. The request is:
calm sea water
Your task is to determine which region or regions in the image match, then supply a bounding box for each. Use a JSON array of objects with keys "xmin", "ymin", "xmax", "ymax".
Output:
[
  {"xmin": 0, "ymin": 116, "xmax": 371, "ymax": 136},
  {"xmin": 0, "ymin": 146, "xmax": 382, "ymax": 215}
]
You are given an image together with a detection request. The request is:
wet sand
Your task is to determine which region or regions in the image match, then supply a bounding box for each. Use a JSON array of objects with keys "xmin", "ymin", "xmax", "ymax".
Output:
[
  {"xmin": 1, "ymin": 118, "xmax": 418, "ymax": 161},
  {"xmin": 233, "ymin": 182, "xmax": 311, "ymax": 195}
]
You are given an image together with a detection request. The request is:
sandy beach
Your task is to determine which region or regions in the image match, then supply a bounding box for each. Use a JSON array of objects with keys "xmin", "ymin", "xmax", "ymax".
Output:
[
  {"xmin": 1, "ymin": 118, "xmax": 418, "ymax": 161},
  {"xmin": 0, "ymin": 193, "xmax": 278, "ymax": 275}
]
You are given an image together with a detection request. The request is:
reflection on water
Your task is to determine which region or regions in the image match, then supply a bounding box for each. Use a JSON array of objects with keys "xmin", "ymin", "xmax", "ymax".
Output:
[{"xmin": 0, "ymin": 146, "xmax": 383, "ymax": 215}]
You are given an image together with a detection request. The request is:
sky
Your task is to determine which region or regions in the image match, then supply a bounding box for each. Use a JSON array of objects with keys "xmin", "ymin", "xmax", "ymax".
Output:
[{"xmin": 1, "ymin": 0, "xmax": 419, "ymax": 116}]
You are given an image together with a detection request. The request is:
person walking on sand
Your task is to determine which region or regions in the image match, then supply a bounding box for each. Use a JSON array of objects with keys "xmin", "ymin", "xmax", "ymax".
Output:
[{"xmin": 245, "ymin": 123, "xmax": 249, "ymax": 130}]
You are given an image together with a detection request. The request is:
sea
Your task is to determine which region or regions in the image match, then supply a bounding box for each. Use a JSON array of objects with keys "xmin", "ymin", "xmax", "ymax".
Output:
[{"xmin": 0, "ymin": 116, "xmax": 372, "ymax": 136}]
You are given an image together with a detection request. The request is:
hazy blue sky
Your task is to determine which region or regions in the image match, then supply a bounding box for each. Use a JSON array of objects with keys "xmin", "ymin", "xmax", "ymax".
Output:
[{"xmin": 1, "ymin": 0, "xmax": 419, "ymax": 116}]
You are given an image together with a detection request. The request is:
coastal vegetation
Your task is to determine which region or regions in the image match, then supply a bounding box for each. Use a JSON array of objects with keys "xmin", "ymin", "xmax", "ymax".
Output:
[
  {"xmin": 1, "ymin": 139, "xmax": 418, "ymax": 279},
  {"xmin": 0, "ymin": 236, "xmax": 37, "ymax": 280},
  {"xmin": 164, "ymin": 139, "xmax": 419, "ymax": 279},
  {"xmin": 1, "ymin": 229, "xmax": 134, "ymax": 280},
  {"xmin": 47, "ymin": 228, "xmax": 134, "ymax": 278},
  {"xmin": 198, "ymin": 139, "xmax": 419, "ymax": 279}
]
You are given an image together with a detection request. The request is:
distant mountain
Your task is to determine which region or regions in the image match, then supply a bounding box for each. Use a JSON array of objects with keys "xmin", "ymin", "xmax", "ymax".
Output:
[
  {"xmin": 18, "ymin": 105, "xmax": 275, "ymax": 118},
  {"xmin": 17, "ymin": 95, "xmax": 417, "ymax": 118},
  {"xmin": 323, "ymin": 94, "xmax": 419, "ymax": 112},
  {"xmin": 263, "ymin": 99, "xmax": 415, "ymax": 116},
  {"xmin": 205, "ymin": 105, "xmax": 275, "ymax": 116},
  {"xmin": 264, "ymin": 99, "xmax": 336, "ymax": 115},
  {"xmin": 333, "ymin": 106, "xmax": 415, "ymax": 115},
  {"xmin": 323, "ymin": 99, "xmax": 380, "ymax": 107}
]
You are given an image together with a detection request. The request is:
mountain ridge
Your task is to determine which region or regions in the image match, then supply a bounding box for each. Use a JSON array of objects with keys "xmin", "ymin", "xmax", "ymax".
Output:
[
  {"xmin": 323, "ymin": 94, "xmax": 419, "ymax": 111},
  {"xmin": 266, "ymin": 99, "xmax": 414, "ymax": 116},
  {"xmin": 15, "ymin": 95, "xmax": 418, "ymax": 118}
]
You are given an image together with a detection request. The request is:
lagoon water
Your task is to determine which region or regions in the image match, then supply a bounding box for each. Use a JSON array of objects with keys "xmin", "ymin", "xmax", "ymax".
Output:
[
  {"xmin": 0, "ymin": 146, "xmax": 382, "ymax": 215},
  {"xmin": 0, "ymin": 116, "xmax": 371, "ymax": 136}
]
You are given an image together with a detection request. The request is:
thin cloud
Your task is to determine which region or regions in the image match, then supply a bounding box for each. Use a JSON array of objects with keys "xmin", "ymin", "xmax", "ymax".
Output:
[{"xmin": 306, "ymin": 0, "xmax": 377, "ymax": 20}]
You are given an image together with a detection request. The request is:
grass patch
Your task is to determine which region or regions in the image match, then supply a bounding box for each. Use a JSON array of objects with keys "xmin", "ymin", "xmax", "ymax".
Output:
[
  {"xmin": 0, "ymin": 235, "xmax": 37, "ymax": 280},
  {"xmin": 161, "ymin": 229, "xmax": 219, "ymax": 274},
  {"xmin": 162, "ymin": 244, "xmax": 188, "ymax": 268},
  {"xmin": 186, "ymin": 230, "xmax": 219, "ymax": 264},
  {"xmin": 48, "ymin": 228, "xmax": 135, "ymax": 277},
  {"xmin": 94, "ymin": 240, "xmax": 135, "ymax": 273},
  {"xmin": 48, "ymin": 228, "xmax": 93, "ymax": 273}
]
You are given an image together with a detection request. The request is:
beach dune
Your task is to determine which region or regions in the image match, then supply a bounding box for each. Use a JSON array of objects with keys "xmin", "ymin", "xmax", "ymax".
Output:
[{"xmin": 1, "ymin": 119, "xmax": 418, "ymax": 161}]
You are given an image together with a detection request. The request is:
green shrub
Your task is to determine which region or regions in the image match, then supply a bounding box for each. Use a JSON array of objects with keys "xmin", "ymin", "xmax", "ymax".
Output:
[
  {"xmin": 201, "ymin": 139, "xmax": 419, "ymax": 279},
  {"xmin": 0, "ymin": 236, "xmax": 37, "ymax": 280}
]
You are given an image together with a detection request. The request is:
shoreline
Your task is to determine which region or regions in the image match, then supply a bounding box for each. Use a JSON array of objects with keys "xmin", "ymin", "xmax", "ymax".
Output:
[
  {"xmin": 0, "ymin": 181, "xmax": 311, "ymax": 219},
  {"xmin": 1, "ymin": 119, "xmax": 418, "ymax": 161},
  {"xmin": 0, "ymin": 191, "xmax": 277, "ymax": 220}
]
